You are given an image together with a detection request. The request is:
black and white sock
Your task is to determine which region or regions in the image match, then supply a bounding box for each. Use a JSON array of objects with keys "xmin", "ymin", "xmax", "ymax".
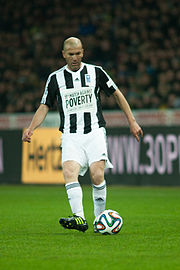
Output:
[
  {"xmin": 65, "ymin": 182, "xmax": 85, "ymax": 219},
  {"xmin": 92, "ymin": 180, "xmax": 106, "ymax": 218}
]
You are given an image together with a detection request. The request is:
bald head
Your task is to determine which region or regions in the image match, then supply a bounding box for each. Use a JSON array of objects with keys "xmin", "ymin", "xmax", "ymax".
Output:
[
  {"xmin": 63, "ymin": 37, "xmax": 83, "ymax": 51},
  {"xmin": 62, "ymin": 37, "xmax": 84, "ymax": 71}
]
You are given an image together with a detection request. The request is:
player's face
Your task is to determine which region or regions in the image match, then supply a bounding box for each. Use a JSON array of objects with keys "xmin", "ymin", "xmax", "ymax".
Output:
[{"xmin": 62, "ymin": 46, "xmax": 84, "ymax": 71}]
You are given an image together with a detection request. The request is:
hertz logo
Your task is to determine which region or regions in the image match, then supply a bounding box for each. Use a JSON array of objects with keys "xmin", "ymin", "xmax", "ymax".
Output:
[
  {"xmin": 22, "ymin": 128, "xmax": 64, "ymax": 184},
  {"xmin": 27, "ymin": 142, "xmax": 61, "ymax": 171}
]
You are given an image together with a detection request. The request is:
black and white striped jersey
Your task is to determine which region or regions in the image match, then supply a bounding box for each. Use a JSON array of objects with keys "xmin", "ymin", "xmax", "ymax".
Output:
[{"xmin": 41, "ymin": 62, "xmax": 118, "ymax": 134}]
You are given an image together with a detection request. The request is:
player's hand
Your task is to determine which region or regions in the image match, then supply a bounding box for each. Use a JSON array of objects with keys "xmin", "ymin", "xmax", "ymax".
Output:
[
  {"xmin": 129, "ymin": 121, "xmax": 143, "ymax": 142},
  {"xmin": 22, "ymin": 128, "xmax": 33, "ymax": 143}
]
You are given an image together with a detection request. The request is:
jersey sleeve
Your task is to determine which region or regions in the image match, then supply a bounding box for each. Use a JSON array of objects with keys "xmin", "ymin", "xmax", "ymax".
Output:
[
  {"xmin": 98, "ymin": 67, "xmax": 118, "ymax": 97},
  {"xmin": 41, "ymin": 74, "xmax": 58, "ymax": 108}
]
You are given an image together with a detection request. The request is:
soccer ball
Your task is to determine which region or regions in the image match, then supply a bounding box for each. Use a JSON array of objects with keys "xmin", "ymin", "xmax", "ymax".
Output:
[{"xmin": 94, "ymin": 209, "xmax": 123, "ymax": 235}]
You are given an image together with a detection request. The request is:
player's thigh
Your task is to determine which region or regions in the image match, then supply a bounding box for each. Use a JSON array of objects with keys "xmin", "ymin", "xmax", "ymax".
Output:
[
  {"xmin": 89, "ymin": 160, "xmax": 105, "ymax": 185},
  {"xmin": 86, "ymin": 128, "xmax": 108, "ymax": 165},
  {"xmin": 61, "ymin": 134, "xmax": 87, "ymax": 172},
  {"xmin": 63, "ymin": 160, "xmax": 81, "ymax": 183}
]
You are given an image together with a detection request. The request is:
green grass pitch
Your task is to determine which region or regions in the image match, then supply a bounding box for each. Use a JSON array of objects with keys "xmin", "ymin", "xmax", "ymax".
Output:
[{"xmin": 0, "ymin": 185, "xmax": 180, "ymax": 270}]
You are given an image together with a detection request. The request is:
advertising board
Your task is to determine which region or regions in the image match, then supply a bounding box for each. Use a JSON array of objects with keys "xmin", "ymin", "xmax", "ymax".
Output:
[
  {"xmin": 105, "ymin": 127, "xmax": 180, "ymax": 185},
  {"xmin": 22, "ymin": 128, "xmax": 64, "ymax": 184}
]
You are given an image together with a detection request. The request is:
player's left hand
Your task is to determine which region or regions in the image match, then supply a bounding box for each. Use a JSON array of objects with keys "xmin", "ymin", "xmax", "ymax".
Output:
[{"xmin": 129, "ymin": 121, "xmax": 143, "ymax": 142}]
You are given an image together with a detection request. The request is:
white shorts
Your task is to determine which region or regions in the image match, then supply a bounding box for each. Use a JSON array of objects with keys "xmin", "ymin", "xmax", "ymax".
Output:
[{"xmin": 61, "ymin": 127, "xmax": 113, "ymax": 176}]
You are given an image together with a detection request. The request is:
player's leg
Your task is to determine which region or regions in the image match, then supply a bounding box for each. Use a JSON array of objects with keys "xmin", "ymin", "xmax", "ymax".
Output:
[
  {"xmin": 86, "ymin": 128, "xmax": 111, "ymax": 219},
  {"xmin": 63, "ymin": 160, "xmax": 85, "ymax": 218},
  {"xmin": 59, "ymin": 160, "xmax": 88, "ymax": 232},
  {"xmin": 90, "ymin": 160, "xmax": 107, "ymax": 218}
]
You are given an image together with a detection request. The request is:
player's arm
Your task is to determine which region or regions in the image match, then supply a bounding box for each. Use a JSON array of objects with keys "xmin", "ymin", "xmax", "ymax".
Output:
[
  {"xmin": 113, "ymin": 89, "xmax": 143, "ymax": 142},
  {"xmin": 97, "ymin": 67, "xmax": 143, "ymax": 141},
  {"xmin": 22, "ymin": 104, "xmax": 49, "ymax": 143}
]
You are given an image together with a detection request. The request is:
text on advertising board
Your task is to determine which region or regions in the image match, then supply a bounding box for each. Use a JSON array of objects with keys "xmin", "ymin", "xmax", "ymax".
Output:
[{"xmin": 22, "ymin": 128, "xmax": 64, "ymax": 184}]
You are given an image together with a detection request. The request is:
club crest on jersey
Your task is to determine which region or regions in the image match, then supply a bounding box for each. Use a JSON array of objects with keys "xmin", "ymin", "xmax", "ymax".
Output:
[{"xmin": 85, "ymin": 74, "xmax": 91, "ymax": 84}]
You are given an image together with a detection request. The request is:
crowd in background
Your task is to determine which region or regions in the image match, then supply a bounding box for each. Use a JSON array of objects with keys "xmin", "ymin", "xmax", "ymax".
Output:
[{"xmin": 0, "ymin": 0, "xmax": 180, "ymax": 113}]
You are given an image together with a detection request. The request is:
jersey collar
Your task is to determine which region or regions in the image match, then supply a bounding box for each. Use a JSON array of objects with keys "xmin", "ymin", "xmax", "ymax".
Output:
[{"xmin": 65, "ymin": 62, "xmax": 85, "ymax": 74}]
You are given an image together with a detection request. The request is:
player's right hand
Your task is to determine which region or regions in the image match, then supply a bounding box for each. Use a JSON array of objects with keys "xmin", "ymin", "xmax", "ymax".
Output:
[{"xmin": 22, "ymin": 129, "xmax": 33, "ymax": 143}]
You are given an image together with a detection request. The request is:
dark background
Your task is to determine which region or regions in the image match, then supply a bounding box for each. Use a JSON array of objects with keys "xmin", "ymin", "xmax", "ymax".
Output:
[{"xmin": 0, "ymin": 0, "xmax": 180, "ymax": 113}]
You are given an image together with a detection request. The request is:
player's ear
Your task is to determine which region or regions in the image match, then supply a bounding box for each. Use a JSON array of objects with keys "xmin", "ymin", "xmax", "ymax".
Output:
[{"xmin": 62, "ymin": 50, "xmax": 65, "ymax": 59}]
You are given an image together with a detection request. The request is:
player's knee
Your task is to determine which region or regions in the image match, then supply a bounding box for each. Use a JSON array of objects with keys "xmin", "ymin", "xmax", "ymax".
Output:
[
  {"xmin": 63, "ymin": 167, "xmax": 75, "ymax": 181},
  {"xmin": 63, "ymin": 161, "xmax": 80, "ymax": 182},
  {"xmin": 91, "ymin": 169, "xmax": 104, "ymax": 185}
]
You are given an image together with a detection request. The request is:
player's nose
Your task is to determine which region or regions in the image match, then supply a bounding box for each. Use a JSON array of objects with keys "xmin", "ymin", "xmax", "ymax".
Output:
[{"xmin": 73, "ymin": 54, "xmax": 79, "ymax": 61}]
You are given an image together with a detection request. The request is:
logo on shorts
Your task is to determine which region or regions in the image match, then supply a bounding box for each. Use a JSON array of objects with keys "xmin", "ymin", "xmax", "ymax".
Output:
[{"xmin": 85, "ymin": 74, "xmax": 91, "ymax": 84}]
